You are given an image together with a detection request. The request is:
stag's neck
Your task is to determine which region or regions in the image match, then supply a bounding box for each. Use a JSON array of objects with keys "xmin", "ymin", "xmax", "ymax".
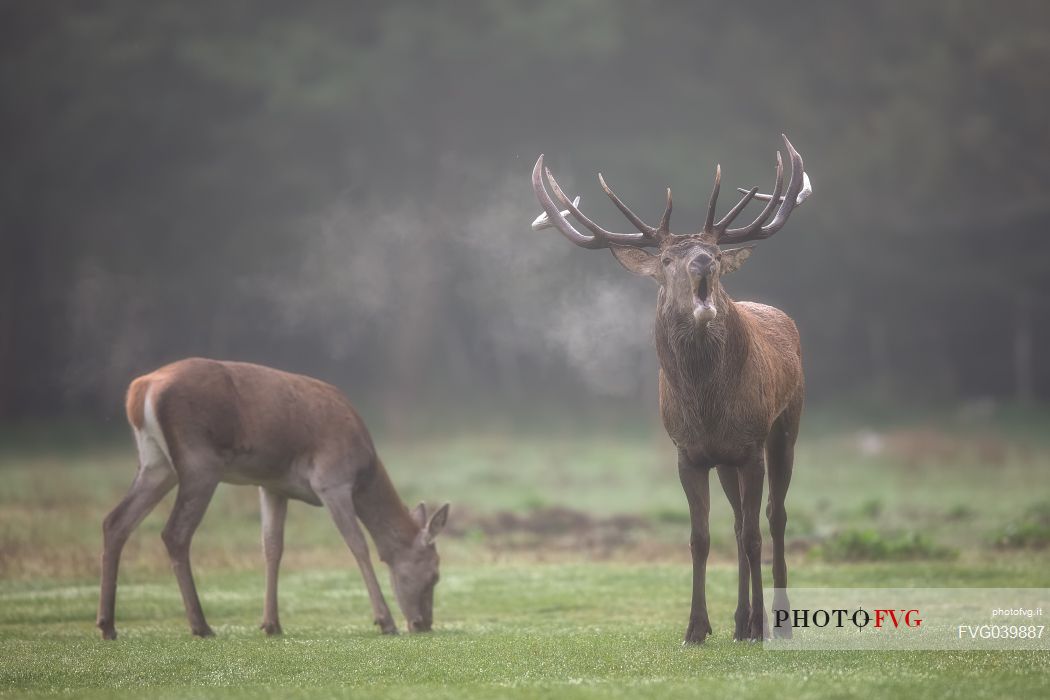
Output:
[
  {"xmin": 352, "ymin": 459, "xmax": 420, "ymax": 563},
  {"xmin": 655, "ymin": 288, "xmax": 748, "ymax": 392}
]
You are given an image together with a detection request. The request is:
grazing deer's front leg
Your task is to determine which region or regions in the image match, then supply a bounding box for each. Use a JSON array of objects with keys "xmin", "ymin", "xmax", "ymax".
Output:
[
  {"xmin": 161, "ymin": 474, "xmax": 220, "ymax": 637},
  {"xmin": 97, "ymin": 462, "xmax": 177, "ymax": 639},
  {"xmin": 317, "ymin": 482, "xmax": 398, "ymax": 634},
  {"xmin": 678, "ymin": 453, "xmax": 712, "ymax": 644},
  {"xmin": 716, "ymin": 464, "xmax": 750, "ymax": 641},
  {"xmin": 739, "ymin": 453, "xmax": 768, "ymax": 641},
  {"xmin": 259, "ymin": 487, "xmax": 288, "ymax": 636}
]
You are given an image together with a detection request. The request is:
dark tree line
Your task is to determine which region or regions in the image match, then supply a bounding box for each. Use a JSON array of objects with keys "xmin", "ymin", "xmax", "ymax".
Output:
[{"xmin": 2, "ymin": 1, "xmax": 1049, "ymax": 423}]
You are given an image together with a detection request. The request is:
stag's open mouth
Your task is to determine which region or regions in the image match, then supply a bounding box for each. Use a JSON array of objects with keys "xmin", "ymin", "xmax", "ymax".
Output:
[
  {"xmin": 695, "ymin": 277, "xmax": 710, "ymax": 302},
  {"xmin": 692, "ymin": 276, "xmax": 717, "ymax": 323}
]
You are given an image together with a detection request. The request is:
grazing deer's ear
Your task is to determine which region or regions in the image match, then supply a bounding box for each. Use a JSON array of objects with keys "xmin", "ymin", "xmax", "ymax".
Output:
[
  {"xmin": 411, "ymin": 502, "xmax": 427, "ymax": 529},
  {"xmin": 609, "ymin": 245, "xmax": 660, "ymax": 278},
  {"xmin": 720, "ymin": 246, "xmax": 754, "ymax": 274},
  {"xmin": 425, "ymin": 503, "xmax": 450, "ymax": 541}
]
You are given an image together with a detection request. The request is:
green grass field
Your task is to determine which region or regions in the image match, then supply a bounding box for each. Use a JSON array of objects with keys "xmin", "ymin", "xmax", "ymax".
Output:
[{"xmin": 2, "ymin": 411, "xmax": 1049, "ymax": 698}]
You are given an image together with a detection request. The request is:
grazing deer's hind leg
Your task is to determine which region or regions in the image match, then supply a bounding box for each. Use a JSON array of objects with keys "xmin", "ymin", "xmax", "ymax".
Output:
[
  {"xmin": 678, "ymin": 453, "xmax": 712, "ymax": 644},
  {"xmin": 161, "ymin": 469, "xmax": 220, "ymax": 637},
  {"xmin": 259, "ymin": 487, "xmax": 288, "ymax": 636},
  {"xmin": 716, "ymin": 464, "xmax": 750, "ymax": 641},
  {"xmin": 766, "ymin": 402, "xmax": 800, "ymax": 639},
  {"xmin": 97, "ymin": 460, "xmax": 177, "ymax": 640},
  {"xmin": 317, "ymin": 481, "xmax": 398, "ymax": 634}
]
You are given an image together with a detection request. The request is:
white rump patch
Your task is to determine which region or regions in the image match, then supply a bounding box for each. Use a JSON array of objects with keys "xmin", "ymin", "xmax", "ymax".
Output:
[{"xmin": 135, "ymin": 391, "xmax": 174, "ymax": 470}]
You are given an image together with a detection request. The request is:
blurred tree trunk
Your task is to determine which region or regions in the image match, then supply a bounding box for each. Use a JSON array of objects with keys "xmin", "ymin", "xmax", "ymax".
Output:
[
  {"xmin": 867, "ymin": 316, "xmax": 891, "ymax": 400},
  {"xmin": 382, "ymin": 201, "xmax": 447, "ymax": 437},
  {"xmin": 0, "ymin": 239, "xmax": 12, "ymax": 419},
  {"xmin": 1013, "ymin": 291, "xmax": 1034, "ymax": 403}
]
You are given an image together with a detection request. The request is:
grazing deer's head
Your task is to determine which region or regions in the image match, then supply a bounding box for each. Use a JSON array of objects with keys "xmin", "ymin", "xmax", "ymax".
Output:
[
  {"xmin": 390, "ymin": 502, "xmax": 449, "ymax": 632},
  {"xmin": 531, "ymin": 134, "xmax": 811, "ymax": 328}
]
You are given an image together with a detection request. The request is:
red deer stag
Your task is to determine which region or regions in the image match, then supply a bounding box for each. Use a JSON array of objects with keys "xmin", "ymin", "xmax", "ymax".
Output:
[
  {"xmin": 97, "ymin": 358, "xmax": 449, "ymax": 639},
  {"xmin": 530, "ymin": 135, "xmax": 811, "ymax": 643}
]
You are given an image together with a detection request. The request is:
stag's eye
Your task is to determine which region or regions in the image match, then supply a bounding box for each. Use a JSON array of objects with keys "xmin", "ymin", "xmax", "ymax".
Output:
[{"xmin": 662, "ymin": 258, "xmax": 673, "ymax": 267}]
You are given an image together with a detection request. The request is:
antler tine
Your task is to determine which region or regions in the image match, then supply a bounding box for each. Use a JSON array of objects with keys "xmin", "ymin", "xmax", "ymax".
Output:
[
  {"xmin": 657, "ymin": 187, "xmax": 672, "ymax": 235},
  {"xmin": 531, "ymin": 155, "xmax": 605, "ymax": 249},
  {"xmin": 598, "ymin": 173, "xmax": 661, "ymax": 239},
  {"xmin": 714, "ymin": 186, "xmax": 758, "ymax": 232},
  {"xmin": 749, "ymin": 134, "xmax": 806, "ymax": 239},
  {"xmin": 530, "ymin": 156, "xmax": 660, "ymax": 250},
  {"xmin": 545, "ymin": 167, "xmax": 653, "ymax": 246},
  {"xmin": 737, "ymin": 171, "xmax": 812, "ymax": 206},
  {"xmin": 703, "ymin": 164, "xmax": 721, "ymax": 233},
  {"xmin": 717, "ymin": 150, "xmax": 785, "ymax": 244}
]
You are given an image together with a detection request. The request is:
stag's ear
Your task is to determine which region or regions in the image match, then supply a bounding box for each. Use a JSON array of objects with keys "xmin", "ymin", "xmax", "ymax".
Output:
[
  {"xmin": 411, "ymin": 502, "xmax": 427, "ymax": 529},
  {"xmin": 609, "ymin": 245, "xmax": 660, "ymax": 278},
  {"xmin": 720, "ymin": 246, "xmax": 754, "ymax": 274},
  {"xmin": 425, "ymin": 503, "xmax": 450, "ymax": 541}
]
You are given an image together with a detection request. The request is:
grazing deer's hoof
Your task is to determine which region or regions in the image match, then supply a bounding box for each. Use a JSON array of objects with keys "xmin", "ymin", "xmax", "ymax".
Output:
[
  {"xmin": 376, "ymin": 618, "xmax": 398, "ymax": 635},
  {"xmin": 260, "ymin": 621, "xmax": 282, "ymax": 636},
  {"xmin": 191, "ymin": 625, "xmax": 215, "ymax": 638},
  {"xmin": 97, "ymin": 621, "xmax": 117, "ymax": 641},
  {"xmin": 683, "ymin": 618, "xmax": 712, "ymax": 645},
  {"xmin": 772, "ymin": 621, "xmax": 793, "ymax": 640}
]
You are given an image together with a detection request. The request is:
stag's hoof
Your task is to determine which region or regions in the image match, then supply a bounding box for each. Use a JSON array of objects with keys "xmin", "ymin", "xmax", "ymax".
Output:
[
  {"xmin": 97, "ymin": 621, "xmax": 118, "ymax": 641},
  {"xmin": 772, "ymin": 596, "xmax": 792, "ymax": 639},
  {"xmin": 683, "ymin": 619, "xmax": 712, "ymax": 645},
  {"xmin": 376, "ymin": 618, "xmax": 399, "ymax": 635},
  {"xmin": 747, "ymin": 611, "xmax": 768, "ymax": 642},
  {"xmin": 260, "ymin": 621, "xmax": 283, "ymax": 636},
  {"xmin": 191, "ymin": 625, "xmax": 215, "ymax": 638},
  {"xmin": 733, "ymin": 606, "xmax": 751, "ymax": 641}
]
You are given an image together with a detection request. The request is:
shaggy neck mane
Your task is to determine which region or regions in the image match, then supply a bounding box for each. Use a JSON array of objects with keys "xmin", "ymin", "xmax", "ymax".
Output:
[{"xmin": 655, "ymin": 287, "xmax": 750, "ymax": 421}]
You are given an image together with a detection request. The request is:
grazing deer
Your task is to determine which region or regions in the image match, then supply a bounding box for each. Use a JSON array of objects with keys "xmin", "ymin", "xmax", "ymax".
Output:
[
  {"xmin": 97, "ymin": 358, "xmax": 449, "ymax": 639},
  {"xmin": 530, "ymin": 135, "xmax": 811, "ymax": 643}
]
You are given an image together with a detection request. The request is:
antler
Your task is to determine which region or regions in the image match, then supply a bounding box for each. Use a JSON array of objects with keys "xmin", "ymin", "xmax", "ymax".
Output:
[
  {"xmin": 704, "ymin": 134, "xmax": 811, "ymax": 245},
  {"xmin": 530, "ymin": 135, "xmax": 810, "ymax": 249},
  {"xmin": 531, "ymin": 155, "xmax": 669, "ymax": 249}
]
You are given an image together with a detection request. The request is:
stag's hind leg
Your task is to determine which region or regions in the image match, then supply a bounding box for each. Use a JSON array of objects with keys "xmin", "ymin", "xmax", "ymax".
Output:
[
  {"xmin": 737, "ymin": 455, "xmax": 768, "ymax": 641},
  {"xmin": 97, "ymin": 458, "xmax": 177, "ymax": 639},
  {"xmin": 766, "ymin": 399, "xmax": 801, "ymax": 639},
  {"xmin": 716, "ymin": 464, "xmax": 751, "ymax": 641}
]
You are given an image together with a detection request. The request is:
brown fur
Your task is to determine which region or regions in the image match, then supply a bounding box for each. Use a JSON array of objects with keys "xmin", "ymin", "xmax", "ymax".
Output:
[
  {"xmin": 532, "ymin": 141, "xmax": 809, "ymax": 644},
  {"xmin": 99, "ymin": 358, "xmax": 449, "ymax": 640},
  {"xmin": 611, "ymin": 237, "xmax": 804, "ymax": 644}
]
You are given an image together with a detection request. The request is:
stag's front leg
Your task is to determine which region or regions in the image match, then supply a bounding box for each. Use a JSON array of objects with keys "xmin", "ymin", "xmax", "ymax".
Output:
[
  {"xmin": 739, "ymin": 453, "xmax": 768, "ymax": 641},
  {"xmin": 678, "ymin": 452, "xmax": 712, "ymax": 644}
]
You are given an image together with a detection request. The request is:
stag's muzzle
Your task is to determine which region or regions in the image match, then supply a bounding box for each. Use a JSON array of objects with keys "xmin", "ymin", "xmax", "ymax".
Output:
[{"xmin": 688, "ymin": 256, "xmax": 717, "ymax": 323}]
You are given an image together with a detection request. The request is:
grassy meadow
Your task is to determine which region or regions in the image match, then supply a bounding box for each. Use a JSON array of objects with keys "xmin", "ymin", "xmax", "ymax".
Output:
[{"xmin": 2, "ymin": 407, "xmax": 1049, "ymax": 698}]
